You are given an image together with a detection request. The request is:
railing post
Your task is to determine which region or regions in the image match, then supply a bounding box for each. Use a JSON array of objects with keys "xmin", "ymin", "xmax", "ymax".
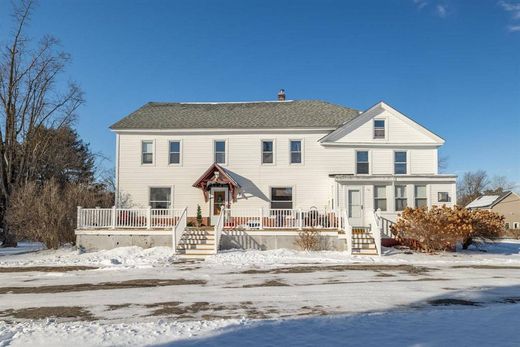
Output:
[
  {"xmin": 77, "ymin": 206, "xmax": 82, "ymax": 229},
  {"xmin": 147, "ymin": 206, "xmax": 151, "ymax": 229},
  {"xmin": 111, "ymin": 206, "xmax": 116, "ymax": 229},
  {"xmin": 298, "ymin": 209, "xmax": 302, "ymax": 230},
  {"xmin": 259, "ymin": 208, "xmax": 263, "ymax": 230}
]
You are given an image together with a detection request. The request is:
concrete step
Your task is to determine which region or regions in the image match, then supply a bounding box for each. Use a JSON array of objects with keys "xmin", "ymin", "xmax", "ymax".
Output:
[
  {"xmin": 352, "ymin": 248, "xmax": 379, "ymax": 255},
  {"xmin": 179, "ymin": 239, "xmax": 215, "ymax": 245},
  {"xmin": 183, "ymin": 248, "xmax": 216, "ymax": 255},
  {"xmin": 352, "ymin": 243, "xmax": 376, "ymax": 249},
  {"xmin": 178, "ymin": 243, "xmax": 215, "ymax": 250},
  {"xmin": 184, "ymin": 232, "xmax": 214, "ymax": 238},
  {"xmin": 352, "ymin": 238, "xmax": 375, "ymax": 243},
  {"xmin": 182, "ymin": 235, "xmax": 215, "ymax": 241}
]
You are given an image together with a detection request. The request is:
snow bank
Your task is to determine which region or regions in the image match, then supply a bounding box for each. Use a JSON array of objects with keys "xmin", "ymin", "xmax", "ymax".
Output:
[
  {"xmin": 0, "ymin": 246, "xmax": 176, "ymax": 268},
  {"xmin": 0, "ymin": 318, "xmax": 242, "ymax": 347}
]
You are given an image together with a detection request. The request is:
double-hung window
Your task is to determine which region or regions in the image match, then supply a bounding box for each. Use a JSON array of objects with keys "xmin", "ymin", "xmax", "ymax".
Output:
[
  {"xmin": 271, "ymin": 187, "xmax": 293, "ymax": 209},
  {"xmin": 395, "ymin": 185, "xmax": 407, "ymax": 211},
  {"xmin": 149, "ymin": 187, "xmax": 172, "ymax": 209},
  {"xmin": 356, "ymin": 151, "xmax": 369, "ymax": 174},
  {"xmin": 374, "ymin": 186, "xmax": 387, "ymax": 211},
  {"xmin": 169, "ymin": 141, "xmax": 181, "ymax": 165},
  {"xmin": 262, "ymin": 140, "xmax": 274, "ymax": 164},
  {"xmin": 290, "ymin": 140, "xmax": 302, "ymax": 164},
  {"xmin": 438, "ymin": 192, "xmax": 450, "ymax": 202},
  {"xmin": 394, "ymin": 151, "xmax": 407, "ymax": 174},
  {"xmin": 214, "ymin": 140, "xmax": 226, "ymax": 164},
  {"xmin": 415, "ymin": 185, "xmax": 427, "ymax": 208},
  {"xmin": 374, "ymin": 120, "xmax": 385, "ymax": 139},
  {"xmin": 142, "ymin": 141, "xmax": 153, "ymax": 164}
]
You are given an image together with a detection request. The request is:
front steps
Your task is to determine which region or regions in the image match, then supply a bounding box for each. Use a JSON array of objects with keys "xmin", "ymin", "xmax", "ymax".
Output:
[
  {"xmin": 351, "ymin": 227, "xmax": 379, "ymax": 256},
  {"xmin": 176, "ymin": 228, "xmax": 216, "ymax": 258},
  {"xmin": 175, "ymin": 226, "xmax": 379, "ymax": 257}
]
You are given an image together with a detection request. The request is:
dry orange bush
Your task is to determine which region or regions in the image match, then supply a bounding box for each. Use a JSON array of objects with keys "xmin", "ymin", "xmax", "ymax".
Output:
[
  {"xmin": 390, "ymin": 206, "xmax": 504, "ymax": 252},
  {"xmin": 6, "ymin": 180, "xmax": 112, "ymax": 249},
  {"xmin": 295, "ymin": 229, "xmax": 321, "ymax": 251}
]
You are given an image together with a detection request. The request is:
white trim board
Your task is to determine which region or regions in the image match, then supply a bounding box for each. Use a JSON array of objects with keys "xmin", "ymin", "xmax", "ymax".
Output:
[{"xmin": 319, "ymin": 101, "xmax": 445, "ymax": 145}]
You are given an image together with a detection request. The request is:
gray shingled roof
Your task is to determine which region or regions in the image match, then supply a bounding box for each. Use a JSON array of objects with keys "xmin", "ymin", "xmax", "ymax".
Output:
[{"xmin": 110, "ymin": 100, "xmax": 360, "ymax": 130}]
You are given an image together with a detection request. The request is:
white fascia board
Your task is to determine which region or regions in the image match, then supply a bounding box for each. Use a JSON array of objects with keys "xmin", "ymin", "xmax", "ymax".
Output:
[
  {"xmin": 380, "ymin": 102, "xmax": 445, "ymax": 144},
  {"xmin": 321, "ymin": 142, "xmax": 442, "ymax": 148},
  {"xmin": 333, "ymin": 174, "xmax": 457, "ymax": 183},
  {"xmin": 320, "ymin": 101, "xmax": 445, "ymax": 145},
  {"xmin": 111, "ymin": 127, "xmax": 336, "ymax": 134}
]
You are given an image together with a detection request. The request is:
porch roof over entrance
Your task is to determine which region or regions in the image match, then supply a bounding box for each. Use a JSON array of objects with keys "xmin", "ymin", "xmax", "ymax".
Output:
[{"xmin": 192, "ymin": 163, "xmax": 241, "ymax": 202}]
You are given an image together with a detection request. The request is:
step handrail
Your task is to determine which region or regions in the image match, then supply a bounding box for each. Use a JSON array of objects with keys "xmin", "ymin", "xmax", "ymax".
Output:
[
  {"xmin": 369, "ymin": 209, "xmax": 382, "ymax": 256},
  {"xmin": 341, "ymin": 209, "xmax": 353, "ymax": 255},
  {"xmin": 172, "ymin": 207, "xmax": 188, "ymax": 254},
  {"xmin": 214, "ymin": 208, "xmax": 225, "ymax": 254}
]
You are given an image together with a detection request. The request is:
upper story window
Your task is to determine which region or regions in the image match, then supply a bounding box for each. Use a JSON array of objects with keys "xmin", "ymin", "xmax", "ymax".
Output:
[
  {"xmin": 262, "ymin": 140, "xmax": 274, "ymax": 164},
  {"xmin": 169, "ymin": 141, "xmax": 181, "ymax": 165},
  {"xmin": 290, "ymin": 140, "xmax": 302, "ymax": 164},
  {"xmin": 214, "ymin": 140, "xmax": 226, "ymax": 164},
  {"xmin": 141, "ymin": 140, "xmax": 153, "ymax": 164},
  {"xmin": 415, "ymin": 185, "xmax": 427, "ymax": 208},
  {"xmin": 394, "ymin": 151, "xmax": 407, "ymax": 174},
  {"xmin": 395, "ymin": 185, "xmax": 407, "ymax": 211},
  {"xmin": 356, "ymin": 151, "xmax": 369, "ymax": 174},
  {"xmin": 374, "ymin": 186, "xmax": 387, "ymax": 211},
  {"xmin": 149, "ymin": 187, "xmax": 171, "ymax": 208},
  {"xmin": 271, "ymin": 187, "xmax": 293, "ymax": 209},
  {"xmin": 374, "ymin": 119, "xmax": 385, "ymax": 139}
]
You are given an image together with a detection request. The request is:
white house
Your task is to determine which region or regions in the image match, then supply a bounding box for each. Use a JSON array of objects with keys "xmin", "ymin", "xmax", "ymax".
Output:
[
  {"xmin": 111, "ymin": 91, "xmax": 456, "ymax": 227},
  {"xmin": 76, "ymin": 91, "xmax": 456, "ymax": 256}
]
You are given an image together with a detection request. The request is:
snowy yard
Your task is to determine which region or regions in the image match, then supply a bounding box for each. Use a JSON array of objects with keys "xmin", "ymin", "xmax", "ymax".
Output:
[{"xmin": 0, "ymin": 241, "xmax": 520, "ymax": 346}]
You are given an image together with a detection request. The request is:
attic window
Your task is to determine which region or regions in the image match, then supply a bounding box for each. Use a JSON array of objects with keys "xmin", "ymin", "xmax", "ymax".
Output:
[{"xmin": 374, "ymin": 120, "xmax": 385, "ymax": 139}]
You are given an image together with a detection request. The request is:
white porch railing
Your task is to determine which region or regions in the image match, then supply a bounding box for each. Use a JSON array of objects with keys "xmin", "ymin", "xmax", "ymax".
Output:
[
  {"xmin": 214, "ymin": 209, "xmax": 225, "ymax": 254},
  {"xmin": 340, "ymin": 209, "xmax": 353, "ymax": 255},
  {"xmin": 77, "ymin": 207, "xmax": 185, "ymax": 229},
  {"xmin": 223, "ymin": 208, "xmax": 343, "ymax": 230},
  {"xmin": 369, "ymin": 209, "xmax": 383, "ymax": 256},
  {"xmin": 173, "ymin": 207, "xmax": 188, "ymax": 254}
]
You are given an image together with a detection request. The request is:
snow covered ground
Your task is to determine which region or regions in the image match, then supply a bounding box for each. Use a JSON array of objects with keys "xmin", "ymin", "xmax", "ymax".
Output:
[{"xmin": 0, "ymin": 241, "xmax": 519, "ymax": 346}]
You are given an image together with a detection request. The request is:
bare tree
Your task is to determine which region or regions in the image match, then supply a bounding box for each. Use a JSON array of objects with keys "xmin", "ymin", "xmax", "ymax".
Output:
[
  {"xmin": 457, "ymin": 170, "xmax": 490, "ymax": 206},
  {"xmin": 486, "ymin": 175, "xmax": 516, "ymax": 194},
  {"xmin": 0, "ymin": 0, "xmax": 84, "ymax": 245},
  {"xmin": 438, "ymin": 154, "xmax": 449, "ymax": 173}
]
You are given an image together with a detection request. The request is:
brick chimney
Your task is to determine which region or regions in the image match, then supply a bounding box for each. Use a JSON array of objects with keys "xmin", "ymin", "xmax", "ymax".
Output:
[{"xmin": 277, "ymin": 89, "xmax": 286, "ymax": 101}]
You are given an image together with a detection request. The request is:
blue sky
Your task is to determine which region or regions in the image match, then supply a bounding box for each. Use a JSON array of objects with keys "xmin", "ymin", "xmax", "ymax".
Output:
[{"xmin": 1, "ymin": 0, "xmax": 519, "ymax": 184}]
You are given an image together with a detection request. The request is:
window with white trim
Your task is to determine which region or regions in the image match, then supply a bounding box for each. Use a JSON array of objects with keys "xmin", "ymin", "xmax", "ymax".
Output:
[
  {"xmin": 415, "ymin": 185, "xmax": 427, "ymax": 208},
  {"xmin": 262, "ymin": 140, "xmax": 274, "ymax": 164},
  {"xmin": 141, "ymin": 141, "xmax": 153, "ymax": 164},
  {"xmin": 271, "ymin": 187, "xmax": 293, "ymax": 209},
  {"xmin": 395, "ymin": 185, "xmax": 407, "ymax": 211},
  {"xmin": 169, "ymin": 141, "xmax": 181, "ymax": 164},
  {"xmin": 290, "ymin": 140, "xmax": 302, "ymax": 164},
  {"xmin": 374, "ymin": 186, "xmax": 387, "ymax": 211},
  {"xmin": 374, "ymin": 119, "xmax": 385, "ymax": 139},
  {"xmin": 438, "ymin": 192, "xmax": 450, "ymax": 202},
  {"xmin": 356, "ymin": 151, "xmax": 369, "ymax": 174},
  {"xmin": 149, "ymin": 187, "xmax": 172, "ymax": 209},
  {"xmin": 514, "ymin": 222, "xmax": 520, "ymax": 230},
  {"xmin": 394, "ymin": 151, "xmax": 407, "ymax": 174},
  {"xmin": 214, "ymin": 140, "xmax": 226, "ymax": 164}
]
